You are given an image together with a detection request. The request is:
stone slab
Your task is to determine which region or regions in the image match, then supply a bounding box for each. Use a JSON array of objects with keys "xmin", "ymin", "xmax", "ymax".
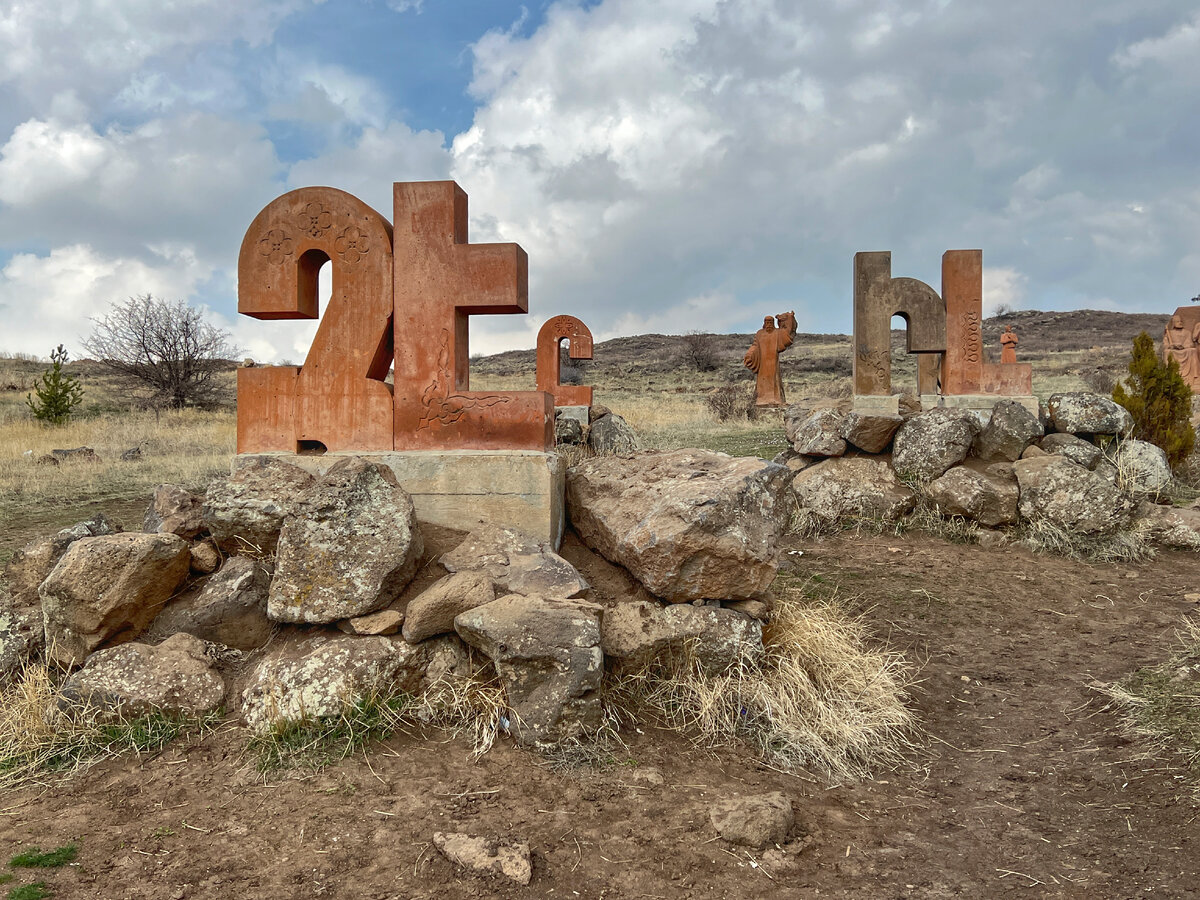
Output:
[
  {"xmin": 921, "ymin": 394, "xmax": 1039, "ymax": 425},
  {"xmin": 851, "ymin": 394, "xmax": 901, "ymax": 415},
  {"xmin": 235, "ymin": 451, "xmax": 566, "ymax": 548}
]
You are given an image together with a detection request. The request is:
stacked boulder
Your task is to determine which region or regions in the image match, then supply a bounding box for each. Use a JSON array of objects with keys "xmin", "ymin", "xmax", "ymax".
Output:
[
  {"xmin": 782, "ymin": 392, "xmax": 1189, "ymax": 543},
  {"xmin": 3, "ymin": 448, "xmax": 789, "ymax": 752}
]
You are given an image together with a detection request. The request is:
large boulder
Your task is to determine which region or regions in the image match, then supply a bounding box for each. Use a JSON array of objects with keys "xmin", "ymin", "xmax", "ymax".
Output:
[
  {"xmin": 5, "ymin": 514, "xmax": 119, "ymax": 604},
  {"xmin": 839, "ymin": 411, "xmax": 903, "ymax": 454},
  {"xmin": 567, "ymin": 450, "xmax": 792, "ymax": 603},
  {"xmin": 455, "ymin": 595, "xmax": 603, "ymax": 747},
  {"xmin": 39, "ymin": 533, "xmax": 192, "ymax": 667},
  {"xmin": 1047, "ymin": 392, "xmax": 1134, "ymax": 437},
  {"xmin": 143, "ymin": 484, "xmax": 205, "ymax": 539},
  {"xmin": 55, "ymin": 633, "xmax": 225, "ymax": 724},
  {"xmin": 146, "ymin": 556, "xmax": 272, "ymax": 650},
  {"xmin": 588, "ymin": 413, "xmax": 637, "ymax": 454},
  {"xmin": 892, "ymin": 409, "xmax": 979, "ymax": 482},
  {"xmin": 1013, "ymin": 456, "xmax": 1134, "ymax": 534},
  {"xmin": 440, "ymin": 524, "xmax": 588, "ymax": 600},
  {"xmin": 240, "ymin": 632, "xmax": 467, "ymax": 730},
  {"xmin": 792, "ymin": 457, "xmax": 916, "ymax": 526},
  {"xmin": 1040, "ymin": 433, "xmax": 1102, "ymax": 470},
  {"xmin": 924, "ymin": 465, "xmax": 1019, "ymax": 527},
  {"xmin": 599, "ymin": 600, "xmax": 763, "ymax": 674},
  {"xmin": 1113, "ymin": 439, "xmax": 1174, "ymax": 495},
  {"xmin": 203, "ymin": 457, "xmax": 316, "ymax": 553},
  {"xmin": 402, "ymin": 571, "xmax": 497, "ymax": 643},
  {"xmin": 789, "ymin": 409, "xmax": 846, "ymax": 457},
  {"xmin": 268, "ymin": 459, "xmax": 423, "ymax": 624},
  {"xmin": 974, "ymin": 400, "xmax": 1044, "ymax": 462}
]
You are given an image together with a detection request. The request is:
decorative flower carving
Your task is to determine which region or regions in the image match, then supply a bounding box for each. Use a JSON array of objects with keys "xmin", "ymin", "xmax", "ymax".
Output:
[
  {"xmin": 297, "ymin": 201, "xmax": 333, "ymax": 238},
  {"xmin": 257, "ymin": 229, "xmax": 295, "ymax": 265},
  {"xmin": 335, "ymin": 226, "xmax": 369, "ymax": 264}
]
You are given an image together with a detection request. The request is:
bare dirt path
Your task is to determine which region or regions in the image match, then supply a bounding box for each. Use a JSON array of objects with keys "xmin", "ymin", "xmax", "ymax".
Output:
[{"xmin": 3, "ymin": 531, "xmax": 1200, "ymax": 899}]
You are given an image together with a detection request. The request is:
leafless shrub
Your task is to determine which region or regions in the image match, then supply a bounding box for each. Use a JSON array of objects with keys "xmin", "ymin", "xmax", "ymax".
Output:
[
  {"xmin": 679, "ymin": 332, "xmax": 720, "ymax": 372},
  {"xmin": 83, "ymin": 294, "xmax": 240, "ymax": 409},
  {"xmin": 705, "ymin": 384, "xmax": 754, "ymax": 421},
  {"xmin": 1082, "ymin": 367, "xmax": 1117, "ymax": 395}
]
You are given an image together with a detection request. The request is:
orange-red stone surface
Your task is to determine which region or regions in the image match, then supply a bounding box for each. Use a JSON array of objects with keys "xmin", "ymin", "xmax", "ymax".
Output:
[{"xmin": 536, "ymin": 315, "xmax": 594, "ymax": 407}]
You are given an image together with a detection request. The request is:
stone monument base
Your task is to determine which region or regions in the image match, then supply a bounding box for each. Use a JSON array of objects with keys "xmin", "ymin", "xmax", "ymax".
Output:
[
  {"xmin": 920, "ymin": 393, "xmax": 1040, "ymax": 424},
  {"xmin": 235, "ymin": 450, "xmax": 566, "ymax": 548},
  {"xmin": 850, "ymin": 394, "xmax": 902, "ymax": 415}
]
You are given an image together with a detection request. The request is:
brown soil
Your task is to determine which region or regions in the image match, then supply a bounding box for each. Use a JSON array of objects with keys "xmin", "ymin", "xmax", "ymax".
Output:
[{"xmin": 4, "ymin": 530, "xmax": 1200, "ymax": 898}]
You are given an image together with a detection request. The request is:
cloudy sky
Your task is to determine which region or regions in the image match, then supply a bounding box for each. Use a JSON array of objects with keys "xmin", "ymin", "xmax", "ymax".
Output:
[{"xmin": 0, "ymin": 0, "xmax": 1197, "ymax": 362}]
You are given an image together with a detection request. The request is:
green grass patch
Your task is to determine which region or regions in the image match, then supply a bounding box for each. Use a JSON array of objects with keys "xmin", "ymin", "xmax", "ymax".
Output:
[
  {"xmin": 247, "ymin": 694, "xmax": 413, "ymax": 773},
  {"xmin": 0, "ymin": 874, "xmax": 11, "ymax": 885},
  {"xmin": 8, "ymin": 846, "xmax": 76, "ymax": 869},
  {"xmin": 8, "ymin": 881, "xmax": 52, "ymax": 900}
]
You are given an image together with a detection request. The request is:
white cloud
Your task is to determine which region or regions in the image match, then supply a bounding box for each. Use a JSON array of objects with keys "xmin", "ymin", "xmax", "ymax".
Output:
[{"xmin": 982, "ymin": 267, "xmax": 1027, "ymax": 315}]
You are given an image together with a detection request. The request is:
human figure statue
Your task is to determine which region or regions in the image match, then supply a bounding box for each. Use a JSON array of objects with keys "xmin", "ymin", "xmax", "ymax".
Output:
[
  {"xmin": 743, "ymin": 311, "xmax": 798, "ymax": 407},
  {"xmin": 1000, "ymin": 325, "xmax": 1018, "ymax": 364},
  {"xmin": 1162, "ymin": 314, "xmax": 1200, "ymax": 388}
]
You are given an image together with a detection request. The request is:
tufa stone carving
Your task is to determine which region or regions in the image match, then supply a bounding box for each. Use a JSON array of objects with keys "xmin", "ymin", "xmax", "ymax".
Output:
[
  {"xmin": 743, "ymin": 311, "xmax": 798, "ymax": 406},
  {"xmin": 536, "ymin": 314, "xmax": 594, "ymax": 407}
]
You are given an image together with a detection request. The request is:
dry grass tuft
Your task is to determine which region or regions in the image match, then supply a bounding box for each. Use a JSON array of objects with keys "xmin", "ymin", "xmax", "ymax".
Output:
[
  {"xmin": 608, "ymin": 585, "xmax": 916, "ymax": 780},
  {"xmin": 1016, "ymin": 517, "xmax": 1154, "ymax": 563}
]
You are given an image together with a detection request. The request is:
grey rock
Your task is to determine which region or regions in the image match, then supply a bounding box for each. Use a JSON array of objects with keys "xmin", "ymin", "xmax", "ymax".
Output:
[
  {"xmin": 892, "ymin": 408, "xmax": 979, "ymax": 481},
  {"xmin": 55, "ymin": 632, "xmax": 225, "ymax": 724},
  {"xmin": 974, "ymin": 400, "xmax": 1044, "ymax": 462},
  {"xmin": 339, "ymin": 609, "xmax": 405, "ymax": 636},
  {"xmin": 402, "ymin": 571, "xmax": 496, "ymax": 643},
  {"xmin": 1114, "ymin": 439, "xmax": 1174, "ymax": 495},
  {"xmin": 1047, "ymin": 392, "xmax": 1134, "ymax": 437},
  {"xmin": 783, "ymin": 405, "xmax": 811, "ymax": 444},
  {"xmin": 39, "ymin": 532, "xmax": 192, "ymax": 667},
  {"xmin": 588, "ymin": 413, "xmax": 638, "ymax": 454},
  {"xmin": 440, "ymin": 524, "xmax": 587, "ymax": 600},
  {"xmin": 709, "ymin": 793, "xmax": 794, "ymax": 849},
  {"xmin": 1134, "ymin": 503, "xmax": 1200, "ymax": 551},
  {"xmin": 599, "ymin": 600, "xmax": 763, "ymax": 674},
  {"xmin": 839, "ymin": 410, "xmax": 904, "ymax": 454},
  {"xmin": 269, "ymin": 459, "xmax": 423, "ymax": 624},
  {"xmin": 144, "ymin": 484, "xmax": 205, "ymax": 539},
  {"xmin": 925, "ymin": 466, "xmax": 1019, "ymax": 527},
  {"xmin": 433, "ymin": 833, "xmax": 532, "ymax": 885},
  {"xmin": 51, "ymin": 446, "xmax": 100, "ymax": 463},
  {"xmin": 1040, "ymin": 433, "xmax": 1102, "ymax": 470},
  {"xmin": 567, "ymin": 450, "xmax": 793, "ymax": 603},
  {"xmin": 792, "ymin": 457, "xmax": 917, "ymax": 525},
  {"xmin": 204, "ymin": 456, "xmax": 316, "ymax": 553},
  {"xmin": 146, "ymin": 556, "xmax": 272, "ymax": 650},
  {"xmin": 455, "ymin": 595, "xmax": 603, "ymax": 747},
  {"xmin": 1013, "ymin": 456, "xmax": 1134, "ymax": 534},
  {"xmin": 790, "ymin": 409, "xmax": 847, "ymax": 457},
  {"xmin": 0, "ymin": 593, "xmax": 44, "ymax": 685},
  {"xmin": 771, "ymin": 448, "xmax": 818, "ymax": 474},
  {"xmin": 120, "ymin": 446, "xmax": 143, "ymax": 462}
]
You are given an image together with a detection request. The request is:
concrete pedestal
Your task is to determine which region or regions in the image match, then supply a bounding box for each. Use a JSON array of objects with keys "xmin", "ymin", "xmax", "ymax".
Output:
[{"xmin": 235, "ymin": 450, "xmax": 566, "ymax": 547}]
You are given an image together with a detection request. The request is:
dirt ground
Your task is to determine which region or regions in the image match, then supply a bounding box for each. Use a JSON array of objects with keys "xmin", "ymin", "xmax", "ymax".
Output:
[{"xmin": 4, "ymin": 530, "xmax": 1200, "ymax": 899}]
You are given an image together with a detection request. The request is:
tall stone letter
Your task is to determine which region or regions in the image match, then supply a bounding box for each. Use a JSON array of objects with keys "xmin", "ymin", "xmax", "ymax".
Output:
[{"xmin": 536, "ymin": 315, "xmax": 594, "ymax": 407}]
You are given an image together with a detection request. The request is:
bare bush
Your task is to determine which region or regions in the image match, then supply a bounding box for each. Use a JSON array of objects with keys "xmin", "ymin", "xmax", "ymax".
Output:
[
  {"xmin": 1082, "ymin": 367, "xmax": 1117, "ymax": 395},
  {"xmin": 679, "ymin": 332, "xmax": 720, "ymax": 372},
  {"xmin": 83, "ymin": 295, "xmax": 239, "ymax": 409},
  {"xmin": 705, "ymin": 384, "xmax": 755, "ymax": 421}
]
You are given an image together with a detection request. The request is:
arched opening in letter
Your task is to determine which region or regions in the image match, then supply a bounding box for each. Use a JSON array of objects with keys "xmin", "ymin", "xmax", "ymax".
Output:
[{"xmin": 889, "ymin": 314, "xmax": 916, "ymax": 396}]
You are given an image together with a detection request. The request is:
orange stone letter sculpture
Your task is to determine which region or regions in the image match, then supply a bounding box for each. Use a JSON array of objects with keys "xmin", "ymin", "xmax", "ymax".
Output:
[
  {"xmin": 536, "ymin": 315, "xmax": 594, "ymax": 407},
  {"xmin": 236, "ymin": 181, "xmax": 554, "ymax": 454}
]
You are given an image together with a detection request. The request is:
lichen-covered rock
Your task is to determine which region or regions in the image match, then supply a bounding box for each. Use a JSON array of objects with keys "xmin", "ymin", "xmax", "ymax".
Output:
[
  {"xmin": 1113, "ymin": 439, "xmax": 1174, "ymax": 495},
  {"xmin": 792, "ymin": 457, "xmax": 916, "ymax": 525},
  {"xmin": 567, "ymin": 450, "xmax": 792, "ymax": 603},
  {"xmin": 588, "ymin": 413, "xmax": 637, "ymax": 454},
  {"xmin": 268, "ymin": 459, "xmax": 423, "ymax": 624},
  {"xmin": 783, "ymin": 405, "xmax": 812, "ymax": 444},
  {"xmin": 709, "ymin": 793, "xmax": 794, "ymax": 850},
  {"xmin": 39, "ymin": 533, "xmax": 192, "ymax": 667},
  {"xmin": 925, "ymin": 466, "xmax": 1019, "ymax": 527},
  {"xmin": 1013, "ymin": 456, "xmax": 1134, "ymax": 534},
  {"xmin": 1135, "ymin": 503, "xmax": 1200, "ymax": 550},
  {"xmin": 440, "ymin": 524, "xmax": 587, "ymax": 600},
  {"xmin": 146, "ymin": 556, "xmax": 272, "ymax": 650},
  {"xmin": 0, "ymin": 593, "xmax": 43, "ymax": 685},
  {"xmin": 455, "ymin": 595, "xmax": 603, "ymax": 747},
  {"xmin": 599, "ymin": 600, "xmax": 763, "ymax": 674},
  {"xmin": 892, "ymin": 408, "xmax": 979, "ymax": 481},
  {"xmin": 55, "ymin": 633, "xmax": 225, "ymax": 724},
  {"xmin": 839, "ymin": 411, "xmax": 903, "ymax": 454},
  {"xmin": 143, "ymin": 484, "xmax": 205, "ymax": 539},
  {"xmin": 974, "ymin": 400, "xmax": 1044, "ymax": 462},
  {"xmin": 203, "ymin": 457, "xmax": 316, "ymax": 553},
  {"xmin": 1040, "ymin": 433, "xmax": 1102, "ymax": 470},
  {"xmin": 402, "ymin": 571, "xmax": 496, "ymax": 643},
  {"xmin": 240, "ymin": 632, "xmax": 466, "ymax": 730},
  {"xmin": 5, "ymin": 514, "xmax": 119, "ymax": 604},
  {"xmin": 790, "ymin": 409, "xmax": 846, "ymax": 457},
  {"xmin": 1047, "ymin": 392, "xmax": 1134, "ymax": 437}
]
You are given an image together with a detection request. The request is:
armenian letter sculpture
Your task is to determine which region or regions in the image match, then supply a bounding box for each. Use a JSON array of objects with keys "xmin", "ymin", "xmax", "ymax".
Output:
[
  {"xmin": 536, "ymin": 315, "xmax": 594, "ymax": 408},
  {"xmin": 237, "ymin": 181, "xmax": 553, "ymax": 454}
]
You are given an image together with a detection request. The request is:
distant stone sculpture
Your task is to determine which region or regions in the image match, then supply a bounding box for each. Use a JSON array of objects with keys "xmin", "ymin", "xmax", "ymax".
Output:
[
  {"xmin": 1000, "ymin": 325, "xmax": 1018, "ymax": 364},
  {"xmin": 536, "ymin": 315, "xmax": 594, "ymax": 407},
  {"xmin": 743, "ymin": 311, "xmax": 797, "ymax": 406},
  {"xmin": 1163, "ymin": 310, "xmax": 1200, "ymax": 390},
  {"xmin": 237, "ymin": 181, "xmax": 554, "ymax": 453},
  {"xmin": 852, "ymin": 252, "xmax": 946, "ymax": 398}
]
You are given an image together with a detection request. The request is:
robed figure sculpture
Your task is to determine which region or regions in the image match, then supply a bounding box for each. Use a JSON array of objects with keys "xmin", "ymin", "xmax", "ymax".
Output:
[{"xmin": 743, "ymin": 311, "xmax": 798, "ymax": 407}]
